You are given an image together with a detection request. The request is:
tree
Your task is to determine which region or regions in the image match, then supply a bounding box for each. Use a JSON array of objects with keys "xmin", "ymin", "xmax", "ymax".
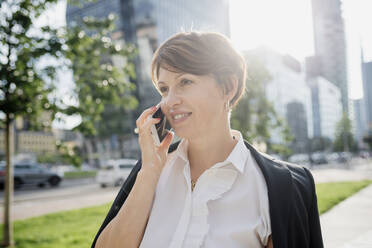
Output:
[
  {"xmin": 268, "ymin": 119, "xmax": 294, "ymax": 160},
  {"xmin": 0, "ymin": 0, "xmax": 63, "ymax": 245},
  {"xmin": 36, "ymin": 145, "xmax": 82, "ymax": 165},
  {"xmin": 0, "ymin": 1, "xmax": 138, "ymax": 245},
  {"xmin": 333, "ymin": 112, "xmax": 356, "ymax": 152},
  {"xmin": 62, "ymin": 14, "xmax": 138, "ymax": 166},
  {"xmin": 231, "ymin": 52, "xmax": 293, "ymax": 157},
  {"xmin": 95, "ymin": 104, "xmax": 135, "ymax": 158}
]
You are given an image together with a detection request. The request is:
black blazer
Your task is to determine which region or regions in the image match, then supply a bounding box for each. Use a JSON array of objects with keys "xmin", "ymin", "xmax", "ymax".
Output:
[{"xmin": 92, "ymin": 140, "xmax": 324, "ymax": 248}]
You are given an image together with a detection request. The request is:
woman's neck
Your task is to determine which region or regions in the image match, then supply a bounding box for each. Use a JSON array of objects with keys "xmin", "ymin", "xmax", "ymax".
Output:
[{"xmin": 187, "ymin": 127, "xmax": 238, "ymax": 180}]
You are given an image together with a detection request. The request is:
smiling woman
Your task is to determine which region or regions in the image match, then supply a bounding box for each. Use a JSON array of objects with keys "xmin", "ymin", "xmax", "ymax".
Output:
[
  {"xmin": 155, "ymin": 69, "xmax": 236, "ymax": 140},
  {"xmin": 92, "ymin": 31, "xmax": 323, "ymax": 248},
  {"xmin": 150, "ymin": 32, "xmax": 246, "ymax": 142}
]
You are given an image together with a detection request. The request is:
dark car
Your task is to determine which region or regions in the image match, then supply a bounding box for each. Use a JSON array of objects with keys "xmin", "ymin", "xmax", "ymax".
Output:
[
  {"xmin": 0, "ymin": 162, "xmax": 62, "ymax": 189},
  {"xmin": 310, "ymin": 152, "xmax": 328, "ymax": 165}
]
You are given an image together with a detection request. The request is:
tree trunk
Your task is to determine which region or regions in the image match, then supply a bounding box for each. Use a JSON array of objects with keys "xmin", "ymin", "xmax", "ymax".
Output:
[
  {"xmin": 91, "ymin": 138, "xmax": 100, "ymax": 167},
  {"xmin": 2, "ymin": 114, "xmax": 14, "ymax": 247},
  {"xmin": 83, "ymin": 139, "xmax": 94, "ymax": 167}
]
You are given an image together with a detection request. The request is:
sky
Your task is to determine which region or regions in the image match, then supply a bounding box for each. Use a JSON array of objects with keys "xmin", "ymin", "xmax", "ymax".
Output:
[
  {"xmin": 230, "ymin": 0, "xmax": 372, "ymax": 100},
  {"xmin": 230, "ymin": 0, "xmax": 315, "ymax": 60},
  {"xmin": 41, "ymin": 0, "xmax": 372, "ymax": 128}
]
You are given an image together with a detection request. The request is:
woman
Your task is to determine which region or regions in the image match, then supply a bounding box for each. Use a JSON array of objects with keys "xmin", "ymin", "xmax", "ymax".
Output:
[{"xmin": 92, "ymin": 31, "xmax": 323, "ymax": 248}]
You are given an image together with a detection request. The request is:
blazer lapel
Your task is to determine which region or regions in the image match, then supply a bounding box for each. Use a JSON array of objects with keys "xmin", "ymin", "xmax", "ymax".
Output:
[{"xmin": 244, "ymin": 141, "xmax": 293, "ymax": 248}]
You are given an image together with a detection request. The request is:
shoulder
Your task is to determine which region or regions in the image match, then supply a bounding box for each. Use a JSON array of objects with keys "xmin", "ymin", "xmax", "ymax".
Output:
[
  {"xmin": 279, "ymin": 159, "xmax": 315, "ymax": 194},
  {"xmin": 264, "ymin": 154, "xmax": 316, "ymax": 207},
  {"xmin": 261, "ymin": 152, "xmax": 314, "ymax": 186},
  {"xmin": 243, "ymin": 141, "xmax": 315, "ymax": 195},
  {"xmin": 257, "ymin": 151, "xmax": 315, "ymax": 196}
]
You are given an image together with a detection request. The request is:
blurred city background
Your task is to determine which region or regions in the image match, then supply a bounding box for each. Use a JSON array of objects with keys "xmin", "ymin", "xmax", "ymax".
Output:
[
  {"xmin": 1, "ymin": 0, "xmax": 372, "ymax": 247},
  {"xmin": 2, "ymin": 0, "xmax": 372, "ymax": 169}
]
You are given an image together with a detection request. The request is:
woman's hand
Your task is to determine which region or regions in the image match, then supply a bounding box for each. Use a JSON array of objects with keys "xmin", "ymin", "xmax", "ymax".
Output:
[{"xmin": 136, "ymin": 105, "xmax": 174, "ymax": 178}]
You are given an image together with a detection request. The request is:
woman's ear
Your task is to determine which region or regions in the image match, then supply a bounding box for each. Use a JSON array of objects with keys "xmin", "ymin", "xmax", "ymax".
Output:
[{"xmin": 226, "ymin": 75, "xmax": 238, "ymax": 103}]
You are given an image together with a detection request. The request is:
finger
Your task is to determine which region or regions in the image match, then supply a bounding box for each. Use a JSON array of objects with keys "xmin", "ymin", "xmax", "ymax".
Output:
[
  {"xmin": 159, "ymin": 130, "xmax": 174, "ymax": 151},
  {"xmin": 138, "ymin": 118, "xmax": 161, "ymax": 144},
  {"xmin": 136, "ymin": 105, "xmax": 158, "ymax": 127},
  {"xmin": 138, "ymin": 118, "xmax": 160, "ymax": 145},
  {"xmin": 138, "ymin": 120, "xmax": 161, "ymax": 143},
  {"xmin": 136, "ymin": 106, "xmax": 157, "ymax": 127},
  {"xmin": 141, "ymin": 117, "xmax": 161, "ymax": 133}
]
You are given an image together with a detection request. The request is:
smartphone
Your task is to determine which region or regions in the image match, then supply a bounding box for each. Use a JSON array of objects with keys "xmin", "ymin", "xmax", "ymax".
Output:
[{"xmin": 150, "ymin": 106, "xmax": 172, "ymax": 146}]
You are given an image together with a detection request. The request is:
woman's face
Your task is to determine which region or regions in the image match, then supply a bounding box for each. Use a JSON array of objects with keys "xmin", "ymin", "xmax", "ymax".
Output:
[{"xmin": 157, "ymin": 67, "xmax": 229, "ymax": 140}]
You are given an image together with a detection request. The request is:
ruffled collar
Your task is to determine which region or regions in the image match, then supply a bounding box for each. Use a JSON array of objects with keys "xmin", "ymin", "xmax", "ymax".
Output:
[{"xmin": 181, "ymin": 166, "xmax": 239, "ymax": 247}]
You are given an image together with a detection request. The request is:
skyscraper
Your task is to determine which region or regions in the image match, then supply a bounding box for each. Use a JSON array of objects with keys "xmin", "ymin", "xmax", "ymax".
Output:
[
  {"xmin": 307, "ymin": 76, "xmax": 342, "ymax": 140},
  {"xmin": 353, "ymin": 98, "xmax": 367, "ymax": 147},
  {"xmin": 311, "ymin": 0, "xmax": 348, "ymax": 112},
  {"xmin": 362, "ymin": 60, "xmax": 372, "ymax": 132},
  {"xmin": 286, "ymin": 101, "xmax": 309, "ymax": 153},
  {"xmin": 251, "ymin": 47, "xmax": 313, "ymax": 152}
]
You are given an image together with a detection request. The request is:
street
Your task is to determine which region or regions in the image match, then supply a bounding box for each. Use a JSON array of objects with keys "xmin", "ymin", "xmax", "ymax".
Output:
[
  {"xmin": 311, "ymin": 161, "xmax": 372, "ymax": 183},
  {"xmin": 0, "ymin": 178, "xmax": 119, "ymax": 223},
  {"xmin": 0, "ymin": 159, "xmax": 371, "ymax": 223}
]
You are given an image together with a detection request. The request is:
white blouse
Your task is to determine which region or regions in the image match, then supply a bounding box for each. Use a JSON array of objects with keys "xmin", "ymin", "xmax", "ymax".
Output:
[{"xmin": 139, "ymin": 130, "xmax": 271, "ymax": 248}]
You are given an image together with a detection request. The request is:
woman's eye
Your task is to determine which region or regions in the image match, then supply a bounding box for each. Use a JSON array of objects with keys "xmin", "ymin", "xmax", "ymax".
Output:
[
  {"xmin": 181, "ymin": 79, "xmax": 193, "ymax": 85},
  {"xmin": 159, "ymin": 86, "xmax": 168, "ymax": 93},
  {"xmin": 159, "ymin": 79, "xmax": 192, "ymax": 94}
]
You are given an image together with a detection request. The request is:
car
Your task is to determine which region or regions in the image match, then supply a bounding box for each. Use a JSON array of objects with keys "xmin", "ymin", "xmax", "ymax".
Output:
[
  {"xmin": 359, "ymin": 151, "xmax": 370, "ymax": 159},
  {"xmin": 337, "ymin": 152, "xmax": 352, "ymax": 163},
  {"xmin": 325, "ymin": 152, "xmax": 340, "ymax": 163},
  {"xmin": 288, "ymin": 153, "xmax": 310, "ymax": 166},
  {"xmin": 96, "ymin": 159, "xmax": 137, "ymax": 188},
  {"xmin": 311, "ymin": 152, "xmax": 328, "ymax": 165},
  {"xmin": 0, "ymin": 162, "xmax": 63, "ymax": 189}
]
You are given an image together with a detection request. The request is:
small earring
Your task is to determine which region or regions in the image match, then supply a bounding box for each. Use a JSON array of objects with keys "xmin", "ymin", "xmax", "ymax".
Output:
[{"xmin": 225, "ymin": 101, "xmax": 230, "ymax": 111}]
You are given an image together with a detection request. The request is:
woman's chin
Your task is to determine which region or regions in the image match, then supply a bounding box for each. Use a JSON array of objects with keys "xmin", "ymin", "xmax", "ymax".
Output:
[
  {"xmin": 173, "ymin": 129, "xmax": 185, "ymax": 139},
  {"xmin": 173, "ymin": 128, "xmax": 199, "ymax": 141},
  {"xmin": 172, "ymin": 128, "xmax": 188, "ymax": 139}
]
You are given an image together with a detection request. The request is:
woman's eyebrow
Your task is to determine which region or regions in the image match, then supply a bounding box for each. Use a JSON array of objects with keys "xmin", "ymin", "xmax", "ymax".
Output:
[{"xmin": 158, "ymin": 73, "xmax": 187, "ymax": 86}]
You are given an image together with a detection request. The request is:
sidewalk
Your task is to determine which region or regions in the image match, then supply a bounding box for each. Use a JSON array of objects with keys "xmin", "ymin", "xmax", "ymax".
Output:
[
  {"xmin": 311, "ymin": 162, "xmax": 372, "ymax": 183},
  {"xmin": 319, "ymin": 183, "xmax": 372, "ymax": 248},
  {"xmin": 0, "ymin": 184, "xmax": 118, "ymax": 223},
  {"xmin": 309, "ymin": 162, "xmax": 372, "ymax": 247}
]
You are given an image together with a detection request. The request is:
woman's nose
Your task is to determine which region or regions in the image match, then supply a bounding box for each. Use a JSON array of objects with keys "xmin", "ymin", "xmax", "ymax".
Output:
[{"xmin": 162, "ymin": 90, "xmax": 182, "ymax": 109}]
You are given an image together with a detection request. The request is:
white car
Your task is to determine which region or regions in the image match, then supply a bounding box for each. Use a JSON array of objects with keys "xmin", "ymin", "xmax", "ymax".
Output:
[
  {"xmin": 288, "ymin": 153, "xmax": 310, "ymax": 166},
  {"xmin": 96, "ymin": 159, "xmax": 137, "ymax": 188}
]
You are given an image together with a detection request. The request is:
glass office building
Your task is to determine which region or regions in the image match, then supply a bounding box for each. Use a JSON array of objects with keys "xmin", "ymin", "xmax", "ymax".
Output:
[{"xmin": 311, "ymin": 0, "xmax": 348, "ymax": 113}]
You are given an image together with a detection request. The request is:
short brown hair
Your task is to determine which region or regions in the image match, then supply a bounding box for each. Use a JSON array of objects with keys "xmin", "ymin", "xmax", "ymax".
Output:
[{"xmin": 151, "ymin": 31, "xmax": 246, "ymax": 108}]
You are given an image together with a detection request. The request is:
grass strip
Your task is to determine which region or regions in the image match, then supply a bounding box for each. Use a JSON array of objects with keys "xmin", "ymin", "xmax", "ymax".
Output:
[
  {"xmin": 63, "ymin": 171, "xmax": 97, "ymax": 179},
  {"xmin": 0, "ymin": 203, "xmax": 111, "ymax": 248},
  {"xmin": 316, "ymin": 180, "xmax": 372, "ymax": 214}
]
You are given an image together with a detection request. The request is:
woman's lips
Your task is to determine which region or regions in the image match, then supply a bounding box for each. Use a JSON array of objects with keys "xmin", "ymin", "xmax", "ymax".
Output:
[{"xmin": 172, "ymin": 112, "xmax": 192, "ymax": 124}]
